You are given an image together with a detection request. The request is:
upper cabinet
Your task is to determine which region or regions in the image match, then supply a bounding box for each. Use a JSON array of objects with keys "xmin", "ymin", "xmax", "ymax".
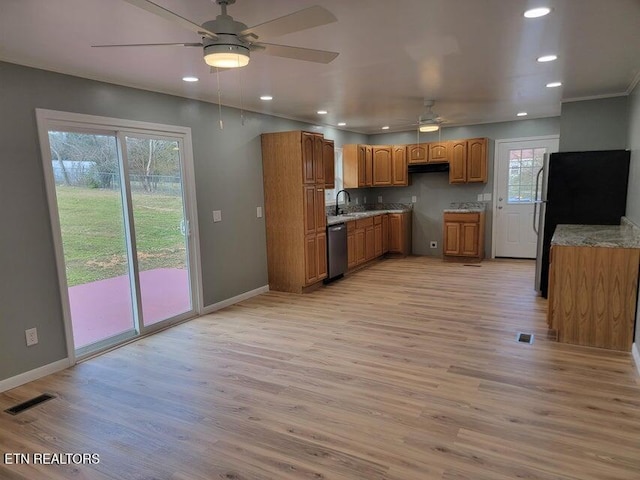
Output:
[
  {"xmin": 407, "ymin": 144, "xmax": 428, "ymax": 164},
  {"xmin": 343, "ymin": 144, "xmax": 373, "ymax": 188},
  {"xmin": 429, "ymin": 142, "xmax": 449, "ymax": 163},
  {"xmin": 391, "ymin": 145, "xmax": 408, "ymax": 186},
  {"xmin": 344, "ymin": 137, "xmax": 488, "ymax": 188},
  {"xmin": 449, "ymin": 138, "xmax": 488, "ymax": 184},
  {"xmin": 372, "ymin": 145, "xmax": 393, "ymax": 186},
  {"xmin": 301, "ymin": 132, "xmax": 324, "ymax": 185},
  {"xmin": 345, "ymin": 144, "xmax": 408, "ymax": 188},
  {"xmin": 323, "ymin": 139, "xmax": 335, "ymax": 189}
]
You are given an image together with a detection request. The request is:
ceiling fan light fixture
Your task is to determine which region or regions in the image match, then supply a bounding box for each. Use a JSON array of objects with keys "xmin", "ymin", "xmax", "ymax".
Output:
[
  {"xmin": 419, "ymin": 124, "xmax": 440, "ymax": 133},
  {"xmin": 204, "ymin": 44, "xmax": 250, "ymax": 68}
]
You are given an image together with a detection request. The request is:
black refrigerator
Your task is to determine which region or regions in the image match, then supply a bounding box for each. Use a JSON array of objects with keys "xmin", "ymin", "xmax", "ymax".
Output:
[{"xmin": 535, "ymin": 150, "xmax": 630, "ymax": 298}]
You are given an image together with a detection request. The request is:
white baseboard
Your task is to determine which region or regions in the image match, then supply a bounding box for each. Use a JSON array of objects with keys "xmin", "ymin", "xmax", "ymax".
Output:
[
  {"xmin": 201, "ymin": 285, "xmax": 269, "ymax": 315},
  {"xmin": 0, "ymin": 358, "xmax": 71, "ymax": 393},
  {"xmin": 632, "ymin": 343, "xmax": 640, "ymax": 377}
]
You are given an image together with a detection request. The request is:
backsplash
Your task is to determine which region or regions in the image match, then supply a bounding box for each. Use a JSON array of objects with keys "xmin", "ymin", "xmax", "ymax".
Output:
[{"xmin": 326, "ymin": 202, "xmax": 413, "ymax": 216}]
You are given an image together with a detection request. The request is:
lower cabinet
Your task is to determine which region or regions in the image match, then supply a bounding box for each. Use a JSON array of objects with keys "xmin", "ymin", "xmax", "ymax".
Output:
[
  {"xmin": 304, "ymin": 232, "xmax": 327, "ymax": 286},
  {"xmin": 548, "ymin": 244, "xmax": 639, "ymax": 351},
  {"xmin": 388, "ymin": 212, "xmax": 412, "ymax": 256},
  {"xmin": 346, "ymin": 212, "xmax": 412, "ymax": 271},
  {"xmin": 443, "ymin": 211, "xmax": 485, "ymax": 260},
  {"xmin": 347, "ymin": 221, "xmax": 357, "ymax": 269}
]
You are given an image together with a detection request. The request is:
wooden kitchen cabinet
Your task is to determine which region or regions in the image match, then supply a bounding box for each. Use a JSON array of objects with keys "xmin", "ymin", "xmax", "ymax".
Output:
[
  {"xmin": 449, "ymin": 138, "xmax": 488, "ymax": 184},
  {"xmin": 374, "ymin": 220, "xmax": 383, "ymax": 257},
  {"xmin": 347, "ymin": 221, "xmax": 357, "ymax": 269},
  {"xmin": 382, "ymin": 214, "xmax": 389, "ymax": 253},
  {"xmin": 443, "ymin": 211, "xmax": 485, "ymax": 261},
  {"xmin": 429, "ymin": 142, "xmax": 449, "ymax": 163},
  {"xmin": 343, "ymin": 144, "xmax": 373, "ymax": 188},
  {"xmin": 388, "ymin": 212, "xmax": 412, "ymax": 256},
  {"xmin": 391, "ymin": 146, "xmax": 408, "ymax": 186},
  {"xmin": 407, "ymin": 142, "xmax": 449, "ymax": 165},
  {"xmin": 372, "ymin": 145, "xmax": 393, "ymax": 186},
  {"xmin": 467, "ymin": 137, "xmax": 488, "ymax": 183},
  {"xmin": 261, "ymin": 130, "xmax": 328, "ymax": 293},
  {"xmin": 548, "ymin": 244, "xmax": 639, "ymax": 351},
  {"xmin": 407, "ymin": 143, "xmax": 428, "ymax": 164},
  {"xmin": 355, "ymin": 227, "xmax": 366, "ymax": 264},
  {"xmin": 323, "ymin": 139, "xmax": 335, "ymax": 189}
]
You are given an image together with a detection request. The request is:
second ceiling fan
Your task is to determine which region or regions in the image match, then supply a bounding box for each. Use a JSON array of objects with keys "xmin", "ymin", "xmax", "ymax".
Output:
[{"xmin": 94, "ymin": 0, "xmax": 339, "ymax": 68}]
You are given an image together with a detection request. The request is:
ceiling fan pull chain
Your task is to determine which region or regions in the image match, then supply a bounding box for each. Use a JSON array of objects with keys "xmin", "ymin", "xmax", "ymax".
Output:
[
  {"xmin": 216, "ymin": 67, "xmax": 224, "ymax": 129},
  {"xmin": 238, "ymin": 68, "xmax": 245, "ymax": 126}
]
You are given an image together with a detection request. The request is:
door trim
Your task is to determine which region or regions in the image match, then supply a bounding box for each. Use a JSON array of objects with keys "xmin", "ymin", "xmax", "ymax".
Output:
[
  {"xmin": 491, "ymin": 135, "xmax": 559, "ymax": 259},
  {"xmin": 35, "ymin": 109, "xmax": 203, "ymax": 364}
]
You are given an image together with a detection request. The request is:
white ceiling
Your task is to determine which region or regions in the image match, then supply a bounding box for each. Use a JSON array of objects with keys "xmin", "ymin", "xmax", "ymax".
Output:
[{"xmin": 2, "ymin": 0, "xmax": 640, "ymax": 134}]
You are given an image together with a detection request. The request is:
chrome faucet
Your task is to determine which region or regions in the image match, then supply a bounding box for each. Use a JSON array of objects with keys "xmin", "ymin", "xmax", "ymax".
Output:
[{"xmin": 335, "ymin": 189, "xmax": 351, "ymax": 216}]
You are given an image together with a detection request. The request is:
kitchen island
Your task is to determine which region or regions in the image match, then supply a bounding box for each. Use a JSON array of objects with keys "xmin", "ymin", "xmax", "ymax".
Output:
[{"xmin": 547, "ymin": 221, "xmax": 640, "ymax": 351}]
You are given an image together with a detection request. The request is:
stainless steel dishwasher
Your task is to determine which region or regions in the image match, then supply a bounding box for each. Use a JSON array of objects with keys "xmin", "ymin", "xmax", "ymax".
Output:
[{"xmin": 326, "ymin": 223, "xmax": 347, "ymax": 282}]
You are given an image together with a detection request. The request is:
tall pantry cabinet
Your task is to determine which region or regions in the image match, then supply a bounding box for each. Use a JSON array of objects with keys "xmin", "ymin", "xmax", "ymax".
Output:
[{"xmin": 261, "ymin": 131, "xmax": 329, "ymax": 293}]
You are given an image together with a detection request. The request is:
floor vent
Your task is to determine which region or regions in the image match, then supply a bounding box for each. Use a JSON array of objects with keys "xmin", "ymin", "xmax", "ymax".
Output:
[
  {"xmin": 4, "ymin": 393, "xmax": 56, "ymax": 416},
  {"xmin": 516, "ymin": 332, "xmax": 534, "ymax": 344}
]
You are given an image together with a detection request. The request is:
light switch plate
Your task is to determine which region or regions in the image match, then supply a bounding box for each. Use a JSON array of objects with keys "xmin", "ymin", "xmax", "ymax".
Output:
[
  {"xmin": 256, "ymin": 206, "xmax": 263, "ymax": 218},
  {"xmin": 377, "ymin": 196, "xmax": 382, "ymax": 203},
  {"xmin": 213, "ymin": 210, "xmax": 222, "ymax": 222},
  {"xmin": 477, "ymin": 194, "xmax": 483, "ymax": 201},
  {"xmin": 412, "ymin": 196, "xmax": 417, "ymax": 203},
  {"xmin": 483, "ymin": 193, "xmax": 492, "ymax": 201}
]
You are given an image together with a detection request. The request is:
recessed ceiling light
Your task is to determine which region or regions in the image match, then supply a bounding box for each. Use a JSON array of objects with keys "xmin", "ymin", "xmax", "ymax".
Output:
[
  {"xmin": 381, "ymin": 126, "xmax": 390, "ymax": 130},
  {"xmin": 524, "ymin": 7, "xmax": 551, "ymax": 18},
  {"xmin": 517, "ymin": 112, "xmax": 528, "ymax": 117},
  {"xmin": 317, "ymin": 110, "xmax": 328, "ymax": 115},
  {"xmin": 260, "ymin": 95, "xmax": 273, "ymax": 101},
  {"xmin": 546, "ymin": 81, "xmax": 562, "ymax": 88},
  {"xmin": 537, "ymin": 54, "xmax": 558, "ymax": 62},
  {"xmin": 182, "ymin": 76, "xmax": 199, "ymax": 82},
  {"xmin": 338, "ymin": 122, "xmax": 346, "ymax": 126}
]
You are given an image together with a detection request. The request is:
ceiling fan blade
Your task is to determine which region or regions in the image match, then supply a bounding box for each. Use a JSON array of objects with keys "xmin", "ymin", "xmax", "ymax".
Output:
[
  {"xmin": 121, "ymin": 0, "xmax": 218, "ymax": 39},
  {"xmin": 240, "ymin": 5, "xmax": 337, "ymax": 40},
  {"xmin": 254, "ymin": 42, "xmax": 338, "ymax": 64},
  {"xmin": 93, "ymin": 42, "xmax": 202, "ymax": 47}
]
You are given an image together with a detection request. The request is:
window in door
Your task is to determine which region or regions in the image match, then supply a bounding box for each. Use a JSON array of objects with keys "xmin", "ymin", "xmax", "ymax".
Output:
[{"xmin": 507, "ymin": 148, "xmax": 546, "ymax": 203}]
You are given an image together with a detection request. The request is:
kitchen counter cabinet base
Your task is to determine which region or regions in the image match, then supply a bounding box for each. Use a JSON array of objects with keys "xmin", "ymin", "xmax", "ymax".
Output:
[{"xmin": 547, "ymin": 245, "xmax": 639, "ymax": 351}]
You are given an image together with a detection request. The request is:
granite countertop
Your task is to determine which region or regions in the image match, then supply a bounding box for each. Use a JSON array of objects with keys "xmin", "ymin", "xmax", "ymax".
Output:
[
  {"xmin": 443, "ymin": 202, "xmax": 486, "ymax": 213},
  {"xmin": 327, "ymin": 207, "xmax": 411, "ymax": 226},
  {"xmin": 551, "ymin": 224, "xmax": 640, "ymax": 249}
]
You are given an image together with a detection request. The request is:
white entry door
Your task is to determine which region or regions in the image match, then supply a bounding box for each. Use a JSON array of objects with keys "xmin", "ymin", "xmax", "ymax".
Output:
[{"xmin": 494, "ymin": 136, "xmax": 559, "ymax": 258}]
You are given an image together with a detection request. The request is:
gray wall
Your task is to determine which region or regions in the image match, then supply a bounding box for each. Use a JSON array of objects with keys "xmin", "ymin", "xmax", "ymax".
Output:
[
  {"xmin": 348, "ymin": 118, "xmax": 561, "ymax": 256},
  {"xmin": 0, "ymin": 61, "xmax": 366, "ymax": 382},
  {"xmin": 559, "ymin": 96, "xmax": 629, "ymax": 151},
  {"xmin": 626, "ymin": 84, "xmax": 640, "ymax": 347}
]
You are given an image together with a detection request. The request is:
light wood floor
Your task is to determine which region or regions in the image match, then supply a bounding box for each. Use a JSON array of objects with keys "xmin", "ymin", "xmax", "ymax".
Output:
[{"xmin": 1, "ymin": 257, "xmax": 639, "ymax": 480}]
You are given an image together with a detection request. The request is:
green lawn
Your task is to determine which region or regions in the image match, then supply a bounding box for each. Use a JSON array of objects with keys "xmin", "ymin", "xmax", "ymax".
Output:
[{"xmin": 56, "ymin": 186, "xmax": 186, "ymax": 286}]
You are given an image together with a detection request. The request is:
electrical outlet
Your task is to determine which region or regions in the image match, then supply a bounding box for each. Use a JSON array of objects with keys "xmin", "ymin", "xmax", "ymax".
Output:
[
  {"xmin": 477, "ymin": 194, "xmax": 483, "ymax": 201},
  {"xmin": 25, "ymin": 328, "xmax": 38, "ymax": 347},
  {"xmin": 355, "ymin": 198, "xmax": 359, "ymax": 205},
  {"xmin": 364, "ymin": 196, "xmax": 367, "ymax": 203},
  {"xmin": 377, "ymin": 196, "xmax": 382, "ymax": 203},
  {"xmin": 212, "ymin": 210, "xmax": 222, "ymax": 222},
  {"xmin": 411, "ymin": 196, "xmax": 417, "ymax": 203},
  {"xmin": 430, "ymin": 241, "xmax": 438, "ymax": 249},
  {"xmin": 256, "ymin": 206, "xmax": 263, "ymax": 218},
  {"xmin": 483, "ymin": 193, "xmax": 492, "ymax": 201}
]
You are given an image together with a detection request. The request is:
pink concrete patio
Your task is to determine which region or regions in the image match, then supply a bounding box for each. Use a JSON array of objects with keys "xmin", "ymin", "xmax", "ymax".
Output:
[{"xmin": 68, "ymin": 268, "xmax": 191, "ymax": 348}]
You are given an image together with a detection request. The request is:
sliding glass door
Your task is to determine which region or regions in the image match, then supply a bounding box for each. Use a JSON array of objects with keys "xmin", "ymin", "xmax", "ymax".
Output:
[
  {"xmin": 38, "ymin": 111, "xmax": 200, "ymax": 359},
  {"xmin": 124, "ymin": 135, "xmax": 192, "ymax": 326},
  {"xmin": 49, "ymin": 131, "xmax": 137, "ymax": 351}
]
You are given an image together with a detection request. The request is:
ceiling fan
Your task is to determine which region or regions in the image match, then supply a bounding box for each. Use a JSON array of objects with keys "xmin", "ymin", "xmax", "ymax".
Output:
[
  {"xmin": 93, "ymin": 0, "xmax": 339, "ymax": 68},
  {"xmin": 416, "ymin": 100, "xmax": 444, "ymax": 132}
]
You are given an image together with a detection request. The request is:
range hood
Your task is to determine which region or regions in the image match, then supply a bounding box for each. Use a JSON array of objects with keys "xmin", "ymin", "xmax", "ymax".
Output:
[{"xmin": 408, "ymin": 163, "xmax": 450, "ymax": 174}]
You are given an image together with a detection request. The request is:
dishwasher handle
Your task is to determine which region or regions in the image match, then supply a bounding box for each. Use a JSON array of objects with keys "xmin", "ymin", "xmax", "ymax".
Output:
[{"xmin": 328, "ymin": 224, "xmax": 346, "ymax": 232}]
